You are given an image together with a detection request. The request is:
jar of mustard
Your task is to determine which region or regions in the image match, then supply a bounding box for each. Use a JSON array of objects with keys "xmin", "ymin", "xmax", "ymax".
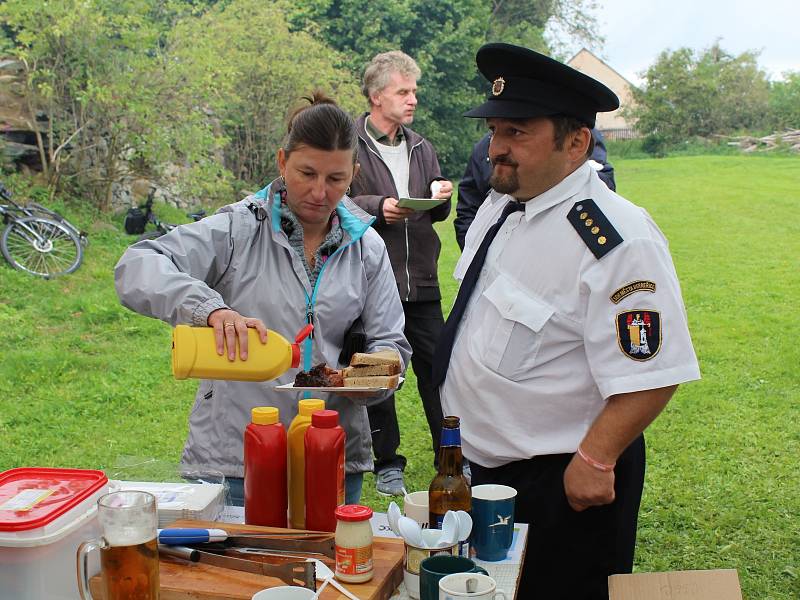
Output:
[{"xmin": 334, "ymin": 504, "xmax": 374, "ymax": 583}]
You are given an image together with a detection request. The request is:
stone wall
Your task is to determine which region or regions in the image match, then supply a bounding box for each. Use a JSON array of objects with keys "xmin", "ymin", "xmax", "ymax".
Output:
[{"xmin": 0, "ymin": 57, "xmax": 194, "ymax": 212}]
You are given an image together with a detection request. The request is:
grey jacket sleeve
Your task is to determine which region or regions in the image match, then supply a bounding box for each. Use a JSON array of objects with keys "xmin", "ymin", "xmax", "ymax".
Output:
[{"xmin": 114, "ymin": 213, "xmax": 236, "ymax": 326}]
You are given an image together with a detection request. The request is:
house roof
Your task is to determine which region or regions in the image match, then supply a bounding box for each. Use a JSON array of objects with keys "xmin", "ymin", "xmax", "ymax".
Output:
[{"xmin": 567, "ymin": 48, "xmax": 638, "ymax": 90}]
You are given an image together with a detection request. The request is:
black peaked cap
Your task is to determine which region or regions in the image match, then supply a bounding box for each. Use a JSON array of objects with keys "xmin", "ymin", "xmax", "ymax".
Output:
[{"xmin": 465, "ymin": 43, "xmax": 620, "ymax": 127}]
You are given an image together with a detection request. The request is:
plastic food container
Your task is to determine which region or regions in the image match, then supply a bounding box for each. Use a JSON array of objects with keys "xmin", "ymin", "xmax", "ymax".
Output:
[{"xmin": 0, "ymin": 467, "xmax": 109, "ymax": 600}]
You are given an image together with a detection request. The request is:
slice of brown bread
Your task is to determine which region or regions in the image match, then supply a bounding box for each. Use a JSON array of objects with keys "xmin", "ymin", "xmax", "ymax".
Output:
[
  {"xmin": 343, "ymin": 364, "xmax": 400, "ymax": 377},
  {"xmin": 343, "ymin": 374, "xmax": 400, "ymax": 388},
  {"xmin": 349, "ymin": 350, "xmax": 401, "ymax": 367}
]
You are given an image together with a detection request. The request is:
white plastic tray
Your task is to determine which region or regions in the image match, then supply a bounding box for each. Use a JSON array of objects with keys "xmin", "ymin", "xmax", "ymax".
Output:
[{"xmin": 274, "ymin": 377, "xmax": 403, "ymax": 393}]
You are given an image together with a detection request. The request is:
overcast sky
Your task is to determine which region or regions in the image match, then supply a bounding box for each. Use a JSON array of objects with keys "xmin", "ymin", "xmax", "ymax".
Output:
[{"xmin": 569, "ymin": 0, "xmax": 800, "ymax": 84}]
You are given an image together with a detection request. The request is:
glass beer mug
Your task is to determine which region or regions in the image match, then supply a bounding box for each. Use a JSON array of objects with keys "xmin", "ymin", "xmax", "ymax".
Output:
[{"xmin": 77, "ymin": 490, "xmax": 160, "ymax": 599}]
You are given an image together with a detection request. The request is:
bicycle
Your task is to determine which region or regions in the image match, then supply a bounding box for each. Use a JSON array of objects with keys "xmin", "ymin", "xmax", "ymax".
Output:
[
  {"xmin": 0, "ymin": 183, "xmax": 86, "ymax": 278},
  {"xmin": 125, "ymin": 191, "xmax": 206, "ymax": 242}
]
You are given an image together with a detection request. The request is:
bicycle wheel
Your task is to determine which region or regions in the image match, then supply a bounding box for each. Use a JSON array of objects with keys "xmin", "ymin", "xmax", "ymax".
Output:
[
  {"xmin": 1, "ymin": 216, "xmax": 83, "ymax": 278},
  {"xmin": 26, "ymin": 201, "xmax": 89, "ymax": 247}
]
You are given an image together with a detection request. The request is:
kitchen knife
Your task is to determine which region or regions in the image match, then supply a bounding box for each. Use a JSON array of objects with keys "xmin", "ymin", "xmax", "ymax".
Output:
[{"xmin": 158, "ymin": 527, "xmax": 330, "ymax": 545}]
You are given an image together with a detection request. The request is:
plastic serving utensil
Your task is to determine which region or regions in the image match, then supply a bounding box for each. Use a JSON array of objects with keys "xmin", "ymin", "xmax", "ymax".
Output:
[
  {"xmin": 456, "ymin": 510, "xmax": 473, "ymax": 542},
  {"xmin": 441, "ymin": 511, "xmax": 459, "ymax": 546},
  {"xmin": 311, "ymin": 560, "xmax": 363, "ymax": 600},
  {"xmin": 420, "ymin": 527, "xmax": 442, "ymax": 548},
  {"xmin": 397, "ymin": 516, "xmax": 424, "ymax": 548},
  {"xmin": 387, "ymin": 501, "xmax": 402, "ymax": 536}
]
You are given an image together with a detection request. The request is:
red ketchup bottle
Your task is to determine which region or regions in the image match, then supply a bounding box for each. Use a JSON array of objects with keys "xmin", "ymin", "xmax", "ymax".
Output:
[
  {"xmin": 304, "ymin": 409, "xmax": 346, "ymax": 532},
  {"xmin": 244, "ymin": 406, "xmax": 287, "ymax": 527}
]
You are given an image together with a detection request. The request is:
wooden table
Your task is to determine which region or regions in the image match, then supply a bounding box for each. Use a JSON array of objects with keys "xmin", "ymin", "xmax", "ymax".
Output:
[{"xmin": 89, "ymin": 519, "xmax": 404, "ymax": 600}]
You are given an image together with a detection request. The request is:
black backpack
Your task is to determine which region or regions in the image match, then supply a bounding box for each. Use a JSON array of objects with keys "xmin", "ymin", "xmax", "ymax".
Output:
[{"xmin": 124, "ymin": 206, "xmax": 147, "ymax": 235}]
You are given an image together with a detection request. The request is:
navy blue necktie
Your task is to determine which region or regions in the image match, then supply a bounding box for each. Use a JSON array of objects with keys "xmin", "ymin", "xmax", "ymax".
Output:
[{"xmin": 432, "ymin": 200, "xmax": 525, "ymax": 386}]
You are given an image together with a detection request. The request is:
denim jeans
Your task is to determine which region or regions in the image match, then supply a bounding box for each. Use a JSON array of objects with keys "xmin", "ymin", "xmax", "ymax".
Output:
[{"xmin": 223, "ymin": 473, "xmax": 364, "ymax": 508}]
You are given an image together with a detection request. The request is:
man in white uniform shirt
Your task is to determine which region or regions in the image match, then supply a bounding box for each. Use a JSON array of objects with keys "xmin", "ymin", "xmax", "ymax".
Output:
[{"xmin": 432, "ymin": 44, "xmax": 701, "ymax": 599}]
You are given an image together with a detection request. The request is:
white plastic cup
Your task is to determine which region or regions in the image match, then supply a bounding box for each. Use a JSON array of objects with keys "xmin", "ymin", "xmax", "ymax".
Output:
[{"xmin": 403, "ymin": 490, "xmax": 429, "ymax": 528}]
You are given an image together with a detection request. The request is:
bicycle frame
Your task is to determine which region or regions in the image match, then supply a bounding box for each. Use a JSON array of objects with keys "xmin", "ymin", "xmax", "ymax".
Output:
[
  {"xmin": 0, "ymin": 203, "xmax": 54, "ymax": 248},
  {"xmin": 0, "ymin": 184, "xmax": 87, "ymax": 245}
]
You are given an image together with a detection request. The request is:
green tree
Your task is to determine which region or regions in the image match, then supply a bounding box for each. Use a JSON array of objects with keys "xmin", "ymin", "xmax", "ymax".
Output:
[
  {"xmin": 287, "ymin": 0, "xmax": 487, "ymax": 175},
  {"xmin": 0, "ymin": 0, "xmax": 225, "ymax": 208},
  {"xmin": 768, "ymin": 72, "xmax": 800, "ymax": 130},
  {"xmin": 167, "ymin": 0, "xmax": 362, "ymax": 187},
  {"xmin": 488, "ymin": 0, "xmax": 602, "ymax": 55},
  {"xmin": 631, "ymin": 43, "xmax": 771, "ymax": 143},
  {"xmin": 287, "ymin": 0, "xmax": 601, "ymax": 175}
]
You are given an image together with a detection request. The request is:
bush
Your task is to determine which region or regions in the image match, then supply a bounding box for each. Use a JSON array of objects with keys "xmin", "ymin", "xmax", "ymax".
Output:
[{"xmin": 641, "ymin": 133, "xmax": 668, "ymax": 157}]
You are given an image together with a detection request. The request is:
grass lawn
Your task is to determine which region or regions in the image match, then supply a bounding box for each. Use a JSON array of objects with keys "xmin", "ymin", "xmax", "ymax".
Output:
[{"xmin": 1, "ymin": 155, "xmax": 798, "ymax": 598}]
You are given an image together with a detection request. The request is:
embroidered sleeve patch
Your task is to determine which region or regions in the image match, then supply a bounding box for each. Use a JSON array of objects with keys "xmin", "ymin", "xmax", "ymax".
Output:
[
  {"xmin": 610, "ymin": 280, "xmax": 656, "ymax": 304},
  {"xmin": 616, "ymin": 310, "xmax": 661, "ymax": 361}
]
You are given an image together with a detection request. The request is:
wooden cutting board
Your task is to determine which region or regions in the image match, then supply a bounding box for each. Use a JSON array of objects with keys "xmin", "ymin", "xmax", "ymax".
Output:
[{"xmin": 89, "ymin": 519, "xmax": 404, "ymax": 600}]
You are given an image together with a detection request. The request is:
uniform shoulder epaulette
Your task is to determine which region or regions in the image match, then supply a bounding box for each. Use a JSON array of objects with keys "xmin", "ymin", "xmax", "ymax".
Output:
[{"xmin": 567, "ymin": 199, "xmax": 623, "ymax": 259}]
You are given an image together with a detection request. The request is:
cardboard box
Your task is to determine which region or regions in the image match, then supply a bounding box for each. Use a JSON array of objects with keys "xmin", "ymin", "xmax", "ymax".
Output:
[{"xmin": 608, "ymin": 569, "xmax": 743, "ymax": 600}]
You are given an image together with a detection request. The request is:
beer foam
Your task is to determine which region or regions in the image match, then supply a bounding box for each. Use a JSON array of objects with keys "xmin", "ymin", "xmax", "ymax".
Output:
[
  {"xmin": 100, "ymin": 508, "xmax": 156, "ymax": 547},
  {"xmin": 104, "ymin": 527, "xmax": 155, "ymax": 547}
]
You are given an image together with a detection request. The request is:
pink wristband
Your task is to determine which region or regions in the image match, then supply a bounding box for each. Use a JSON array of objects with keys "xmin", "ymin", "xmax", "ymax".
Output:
[{"xmin": 576, "ymin": 445, "xmax": 615, "ymax": 473}]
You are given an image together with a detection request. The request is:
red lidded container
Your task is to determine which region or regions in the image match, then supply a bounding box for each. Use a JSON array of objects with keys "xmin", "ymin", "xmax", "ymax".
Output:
[{"xmin": 0, "ymin": 467, "xmax": 109, "ymax": 600}]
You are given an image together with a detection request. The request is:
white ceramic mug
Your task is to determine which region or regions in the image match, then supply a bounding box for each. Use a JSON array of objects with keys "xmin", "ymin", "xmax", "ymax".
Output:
[
  {"xmin": 403, "ymin": 490, "xmax": 429, "ymax": 528},
  {"xmin": 438, "ymin": 572, "xmax": 506, "ymax": 600},
  {"xmin": 251, "ymin": 586, "xmax": 315, "ymax": 599}
]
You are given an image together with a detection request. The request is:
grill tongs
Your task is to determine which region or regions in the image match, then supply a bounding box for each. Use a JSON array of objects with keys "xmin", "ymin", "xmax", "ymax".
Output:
[
  {"xmin": 157, "ymin": 527, "xmax": 336, "ymax": 590},
  {"xmin": 159, "ymin": 544, "xmax": 317, "ymax": 589}
]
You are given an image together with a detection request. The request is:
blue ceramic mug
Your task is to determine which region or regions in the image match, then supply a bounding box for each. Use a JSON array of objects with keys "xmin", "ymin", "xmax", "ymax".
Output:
[{"xmin": 470, "ymin": 484, "xmax": 517, "ymax": 561}]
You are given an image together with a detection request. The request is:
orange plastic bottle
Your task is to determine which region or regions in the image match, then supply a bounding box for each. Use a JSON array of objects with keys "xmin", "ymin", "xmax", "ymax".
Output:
[
  {"xmin": 304, "ymin": 410, "xmax": 346, "ymax": 532},
  {"xmin": 171, "ymin": 324, "xmax": 312, "ymax": 381},
  {"xmin": 288, "ymin": 399, "xmax": 326, "ymax": 529},
  {"xmin": 244, "ymin": 407, "xmax": 287, "ymax": 527}
]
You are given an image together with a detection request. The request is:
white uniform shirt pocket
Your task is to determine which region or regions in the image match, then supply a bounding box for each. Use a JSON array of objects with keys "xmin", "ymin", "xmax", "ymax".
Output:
[{"xmin": 473, "ymin": 273, "xmax": 554, "ymax": 380}]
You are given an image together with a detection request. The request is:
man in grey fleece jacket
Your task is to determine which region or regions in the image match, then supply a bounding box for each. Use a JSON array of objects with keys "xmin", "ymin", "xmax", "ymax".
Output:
[{"xmin": 349, "ymin": 50, "xmax": 453, "ymax": 495}]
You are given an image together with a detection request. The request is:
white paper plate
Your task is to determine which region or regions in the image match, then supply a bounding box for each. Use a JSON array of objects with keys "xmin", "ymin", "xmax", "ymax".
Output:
[{"xmin": 274, "ymin": 377, "xmax": 404, "ymax": 393}]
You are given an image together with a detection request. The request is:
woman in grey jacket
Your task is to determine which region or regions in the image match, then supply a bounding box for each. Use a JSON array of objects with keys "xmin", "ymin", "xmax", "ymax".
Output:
[{"xmin": 114, "ymin": 93, "xmax": 411, "ymax": 505}]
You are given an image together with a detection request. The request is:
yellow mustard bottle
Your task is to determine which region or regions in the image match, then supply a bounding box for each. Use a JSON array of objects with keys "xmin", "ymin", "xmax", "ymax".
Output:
[
  {"xmin": 172, "ymin": 324, "xmax": 313, "ymax": 381},
  {"xmin": 288, "ymin": 398, "xmax": 326, "ymax": 529}
]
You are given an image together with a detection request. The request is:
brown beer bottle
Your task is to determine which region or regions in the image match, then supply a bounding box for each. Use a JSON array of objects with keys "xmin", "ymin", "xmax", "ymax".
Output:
[{"xmin": 428, "ymin": 415, "xmax": 471, "ymax": 529}]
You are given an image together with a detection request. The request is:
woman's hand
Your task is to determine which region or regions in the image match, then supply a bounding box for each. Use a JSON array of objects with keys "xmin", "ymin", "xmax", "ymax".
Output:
[{"xmin": 207, "ymin": 309, "xmax": 268, "ymax": 361}]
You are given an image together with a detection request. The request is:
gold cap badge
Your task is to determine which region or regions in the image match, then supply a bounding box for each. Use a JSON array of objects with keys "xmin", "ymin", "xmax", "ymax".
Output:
[{"xmin": 492, "ymin": 77, "xmax": 506, "ymax": 96}]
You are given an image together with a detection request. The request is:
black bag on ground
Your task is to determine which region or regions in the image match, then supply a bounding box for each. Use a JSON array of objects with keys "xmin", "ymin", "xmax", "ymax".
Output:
[{"xmin": 124, "ymin": 206, "xmax": 147, "ymax": 234}]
